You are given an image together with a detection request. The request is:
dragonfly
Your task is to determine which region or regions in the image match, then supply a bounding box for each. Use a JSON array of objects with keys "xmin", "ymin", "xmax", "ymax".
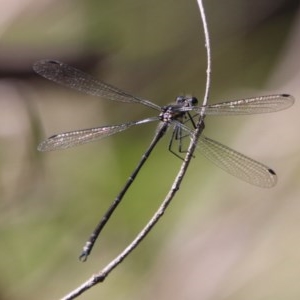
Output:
[{"xmin": 33, "ymin": 59, "xmax": 294, "ymax": 260}]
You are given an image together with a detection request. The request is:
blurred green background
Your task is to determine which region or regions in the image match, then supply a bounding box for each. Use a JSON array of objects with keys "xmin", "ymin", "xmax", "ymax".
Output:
[{"xmin": 1, "ymin": 0, "xmax": 300, "ymax": 299}]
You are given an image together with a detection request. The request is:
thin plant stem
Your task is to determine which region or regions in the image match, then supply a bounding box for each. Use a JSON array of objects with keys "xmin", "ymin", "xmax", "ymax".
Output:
[
  {"xmin": 60, "ymin": 0, "xmax": 211, "ymax": 299},
  {"xmin": 197, "ymin": 0, "xmax": 211, "ymax": 110}
]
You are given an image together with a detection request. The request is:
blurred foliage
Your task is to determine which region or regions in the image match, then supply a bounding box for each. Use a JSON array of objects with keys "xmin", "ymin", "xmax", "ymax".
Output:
[{"xmin": 0, "ymin": 0, "xmax": 299, "ymax": 300}]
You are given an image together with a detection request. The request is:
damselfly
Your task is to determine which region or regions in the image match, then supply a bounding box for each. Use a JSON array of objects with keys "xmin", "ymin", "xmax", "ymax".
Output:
[{"xmin": 33, "ymin": 59, "xmax": 294, "ymax": 260}]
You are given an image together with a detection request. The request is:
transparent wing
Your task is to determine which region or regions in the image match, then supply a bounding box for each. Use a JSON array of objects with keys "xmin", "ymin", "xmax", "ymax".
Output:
[
  {"xmin": 183, "ymin": 94, "xmax": 294, "ymax": 115},
  {"xmin": 197, "ymin": 135, "xmax": 277, "ymax": 188},
  {"xmin": 38, "ymin": 124, "xmax": 132, "ymax": 151},
  {"xmin": 33, "ymin": 60, "xmax": 160, "ymax": 111},
  {"xmin": 38, "ymin": 117, "xmax": 159, "ymax": 151}
]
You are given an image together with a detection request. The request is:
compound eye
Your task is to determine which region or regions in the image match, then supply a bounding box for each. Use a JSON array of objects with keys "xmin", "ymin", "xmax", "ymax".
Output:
[
  {"xmin": 191, "ymin": 97, "xmax": 198, "ymax": 105},
  {"xmin": 176, "ymin": 96, "xmax": 185, "ymax": 104}
]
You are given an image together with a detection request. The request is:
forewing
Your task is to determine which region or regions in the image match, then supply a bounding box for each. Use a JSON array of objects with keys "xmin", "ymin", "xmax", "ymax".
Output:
[
  {"xmin": 33, "ymin": 60, "xmax": 160, "ymax": 110},
  {"xmin": 188, "ymin": 94, "xmax": 294, "ymax": 115}
]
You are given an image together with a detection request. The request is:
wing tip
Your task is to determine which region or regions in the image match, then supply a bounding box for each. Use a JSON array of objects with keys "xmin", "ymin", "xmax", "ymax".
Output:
[
  {"xmin": 281, "ymin": 93, "xmax": 295, "ymax": 104},
  {"xmin": 260, "ymin": 168, "xmax": 277, "ymax": 188},
  {"xmin": 33, "ymin": 59, "xmax": 62, "ymax": 74}
]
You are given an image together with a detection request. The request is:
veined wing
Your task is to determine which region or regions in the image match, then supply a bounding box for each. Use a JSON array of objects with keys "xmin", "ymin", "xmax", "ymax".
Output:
[
  {"xmin": 182, "ymin": 94, "xmax": 294, "ymax": 115},
  {"xmin": 38, "ymin": 117, "xmax": 159, "ymax": 151},
  {"xmin": 197, "ymin": 135, "xmax": 277, "ymax": 188},
  {"xmin": 33, "ymin": 60, "xmax": 160, "ymax": 111}
]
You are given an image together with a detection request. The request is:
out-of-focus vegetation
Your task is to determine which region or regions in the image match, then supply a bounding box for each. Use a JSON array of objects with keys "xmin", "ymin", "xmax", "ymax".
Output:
[{"xmin": 0, "ymin": 0, "xmax": 300, "ymax": 299}]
